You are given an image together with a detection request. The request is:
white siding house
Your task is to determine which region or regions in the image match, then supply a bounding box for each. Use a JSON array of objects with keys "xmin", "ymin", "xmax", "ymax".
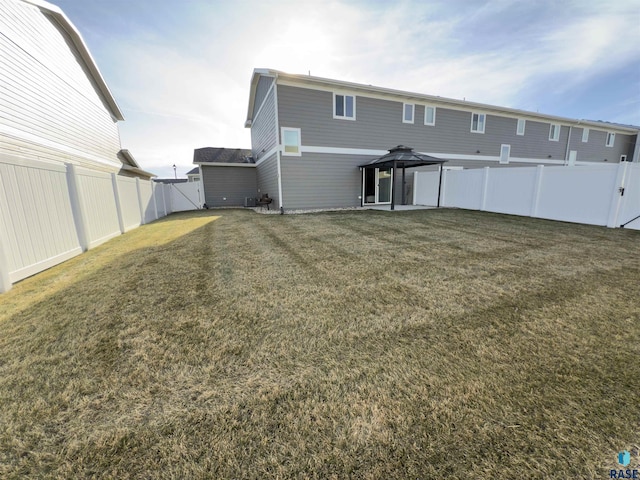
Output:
[
  {"xmin": 0, "ymin": 0, "xmax": 165, "ymax": 293},
  {"xmin": 0, "ymin": 0, "xmax": 124, "ymax": 171}
]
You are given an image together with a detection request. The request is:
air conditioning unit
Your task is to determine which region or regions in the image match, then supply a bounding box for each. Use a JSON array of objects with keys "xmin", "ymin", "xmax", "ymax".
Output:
[{"xmin": 244, "ymin": 197, "xmax": 256, "ymax": 207}]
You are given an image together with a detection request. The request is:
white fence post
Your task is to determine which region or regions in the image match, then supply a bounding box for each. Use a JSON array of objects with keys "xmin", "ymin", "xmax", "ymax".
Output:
[
  {"xmin": 135, "ymin": 178, "xmax": 145, "ymax": 225},
  {"xmin": 412, "ymin": 172, "xmax": 418, "ymax": 206},
  {"xmin": 480, "ymin": 167, "xmax": 490, "ymax": 211},
  {"xmin": 163, "ymin": 184, "xmax": 170, "ymax": 216},
  {"xmin": 0, "ymin": 230, "xmax": 11, "ymax": 293},
  {"xmin": 440, "ymin": 168, "xmax": 447, "ymax": 206},
  {"xmin": 151, "ymin": 182, "xmax": 159, "ymax": 220},
  {"xmin": 607, "ymin": 162, "xmax": 629, "ymax": 228},
  {"xmin": 66, "ymin": 163, "xmax": 90, "ymax": 251},
  {"xmin": 530, "ymin": 165, "xmax": 544, "ymax": 218},
  {"xmin": 111, "ymin": 173, "xmax": 125, "ymax": 234}
]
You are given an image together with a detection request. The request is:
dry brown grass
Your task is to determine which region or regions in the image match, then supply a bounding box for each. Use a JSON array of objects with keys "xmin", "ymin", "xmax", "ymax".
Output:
[{"xmin": 0, "ymin": 208, "xmax": 638, "ymax": 479}]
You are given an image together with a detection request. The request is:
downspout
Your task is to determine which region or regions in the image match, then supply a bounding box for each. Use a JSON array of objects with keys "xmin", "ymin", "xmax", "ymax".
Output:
[{"xmin": 273, "ymin": 74, "xmax": 284, "ymax": 213}]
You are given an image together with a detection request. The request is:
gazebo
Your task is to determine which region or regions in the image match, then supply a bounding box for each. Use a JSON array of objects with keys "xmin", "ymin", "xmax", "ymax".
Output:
[{"xmin": 359, "ymin": 146, "xmax": 447, "ymax": 210}]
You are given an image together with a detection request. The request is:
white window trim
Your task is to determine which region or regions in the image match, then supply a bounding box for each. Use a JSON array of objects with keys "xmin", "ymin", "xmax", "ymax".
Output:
[
  {"xmin": 499, "ymin": 144, "xmax": 511, "ymax": 164},
  {"xmin": 424, "ymin": 105, "xmax": 436, "ymax": 126},
  {"xmin": 402, "ymin": 103, "xmax": 415, "ymax": 124},
  {"xmin": 333, "ymin": 92, "xmax": 356, "ymax": 120},
  {"xmin": 470, "ymin": 112, "xmax": 486, "ymax": 134},
  {"xmin": 516, "ymin": 118, "xmax": 525, "ymax": 136},
  {"xmin": 606, "ymin": 132, "xmax": 615, "ymax": 147},
  {"xmin": 281, "ymin": 127, "xmax": 301, "ymax": 156},
  {"xmin": 582, "ymin": 128, "xmax": 589, "ymax": 143},
  {"xmin": 549, "ymin": 124, "xmax": 560, "ymax": 141}
]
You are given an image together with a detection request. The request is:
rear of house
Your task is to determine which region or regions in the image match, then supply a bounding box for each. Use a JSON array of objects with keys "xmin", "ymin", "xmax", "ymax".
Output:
[{"xmin": 241, "ymin": 68, "xmax": 639, "ymax": 211}]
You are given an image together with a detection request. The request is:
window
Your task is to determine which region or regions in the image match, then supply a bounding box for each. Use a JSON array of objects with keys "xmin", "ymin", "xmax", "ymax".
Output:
[
  {"xmin": 470, "ymin": 113, "xmax": 485, "ymax": 133},
  {"xmin": 582, "ymin": 128, "xmax": 589, "ymax": 142},
  {"xmin": 403, "ymin": 103, "xmax": 414, "ymax": 123},
  {"xmin": 516, "ymin": 118, "xmax": 526, "ymax": 136},
  {"xmin": 606, "ymin": 132, "xmax": 615, "ymax": 147},
  {"xmin": 500, "ymin": 144, "xmax": 511, "ymax": 164},
  {"xmin": 334, "ymin": 93, "xmax": 355, "ymax": 120},
  {"xmin": 424, "ymin": 106, "xmax": 436, "ymax": 126},
  {"xmin": 281, "ymin": 127, "xmax": 301, "ymax": 156},
  {"xmin": 549, "ymin": 124, "xmax": 560, "ymax": 141}
]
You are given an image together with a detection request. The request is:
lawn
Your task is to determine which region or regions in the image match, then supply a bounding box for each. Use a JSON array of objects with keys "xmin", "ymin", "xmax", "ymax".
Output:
[{"xmin": 0, "ymin": 208, "xmax": 638, "ymax": 479}]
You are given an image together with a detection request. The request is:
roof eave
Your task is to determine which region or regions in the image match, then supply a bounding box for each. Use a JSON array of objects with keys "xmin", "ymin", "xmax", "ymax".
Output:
[{"xmin": 245, "ymin": 68, "xmax": 277, "ymax": 127}]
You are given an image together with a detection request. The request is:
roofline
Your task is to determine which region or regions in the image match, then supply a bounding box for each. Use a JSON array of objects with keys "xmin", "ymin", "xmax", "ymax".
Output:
[
  {"xmin": 119, "ymin": 164, "xmax": 156, "ymax": 178},
  {"xmin": 245, "ymin": 68, "xmax": 275, "ymax": 128},
  {"xmin": 195, "ymin": 162, "xmax": 256, "ymax": 167},
  {"xmin": 22, "ymin": 0, "xmax": 125, "ymax": 121},
  {"xmin": 118, "ymin": 149, "xmax": 139, "ymax": 168},
  {"xmin": 246, "ymin": 68, "xmax": 640, "ymax": 134}
]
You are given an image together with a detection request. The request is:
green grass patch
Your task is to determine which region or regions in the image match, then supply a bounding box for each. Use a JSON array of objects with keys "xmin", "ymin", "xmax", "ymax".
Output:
[{"xmin": 1, "ymin": 209, "xmax": 638, "ymax": 478}]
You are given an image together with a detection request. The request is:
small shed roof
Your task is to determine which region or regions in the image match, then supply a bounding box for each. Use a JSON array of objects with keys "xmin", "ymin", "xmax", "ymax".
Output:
[
  {"xmin": 360, "ymin": 145, "xmax": 447, "ymax": 169},
  {"xmin": 193, "ymin": 147, "xmax": 253, "ymax": 165}
]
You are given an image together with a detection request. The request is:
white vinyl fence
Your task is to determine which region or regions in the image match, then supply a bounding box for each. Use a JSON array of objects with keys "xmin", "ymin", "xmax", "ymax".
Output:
[
  {"xmin": 0, "ymin": 156, "xmax": 200, "ymax": 293},
  {"xmin": 414, "ymin": 162, "xmax": 640, "ymax": 230}
]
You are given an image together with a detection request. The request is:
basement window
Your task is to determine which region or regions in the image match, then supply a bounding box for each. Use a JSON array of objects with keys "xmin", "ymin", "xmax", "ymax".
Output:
[{"xmin": 282, "ymin": 127, "xmax": 301, "ymax": 156}]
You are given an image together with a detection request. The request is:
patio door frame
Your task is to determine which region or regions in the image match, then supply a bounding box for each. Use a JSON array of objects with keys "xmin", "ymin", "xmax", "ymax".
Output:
[{"xmin": 362, "ymin": 167, "xmax": 393, "ymax": 205}]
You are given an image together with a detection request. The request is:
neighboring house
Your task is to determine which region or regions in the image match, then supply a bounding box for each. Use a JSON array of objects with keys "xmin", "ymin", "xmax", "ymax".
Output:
[
  {"xmin": 186, "ymin": 167, "xmax": 201, "ymax": 182},
  {"xmin": 241, "ymin": 68, "xmax": 639, "ymax": 210},
  {"xmin": 0, "ymin": 0, "xmax": 142, "ymax": 175},
  {"xmin": 193, "ymin": 147, "xmax": 256, "ymax": 208}
]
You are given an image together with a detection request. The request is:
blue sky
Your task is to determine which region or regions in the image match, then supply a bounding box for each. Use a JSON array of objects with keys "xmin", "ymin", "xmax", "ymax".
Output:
[{"xmin": 53, "ymin": 0, "xmax": 640, "ymax": 178}]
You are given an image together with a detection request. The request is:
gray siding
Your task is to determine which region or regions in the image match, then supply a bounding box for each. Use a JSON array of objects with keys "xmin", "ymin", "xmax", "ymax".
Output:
[
  {"xmin": 202, "ymin": 166, "xmax": 257, "ymax": 207},
  {"xmin": 250, "ymin": 87, "xmax": 277, "ymax": 159},
  {"xmin": 0, "ymin": 0, "xmax": 121, "ymax": 169},
  {"xmin": 253, "ymin": 76, "xmax": 274, "ymax": 118},
  {"xmin": 256, "ymin": 153, "xmax": 280, "ymax": 208},
  {"xmin": 277, "ymin": 85, "xmax": 633, "ymax": 164},
  {"xmin": 280, "ymin": 152, "xmax": 369, "ymax": 209},
  {"xmin": 566, "ymin": 127, "xmax": 634, "ymax": 163}
]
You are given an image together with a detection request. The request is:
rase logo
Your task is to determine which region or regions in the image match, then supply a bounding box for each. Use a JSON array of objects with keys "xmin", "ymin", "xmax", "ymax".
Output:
[{"xmin": 610, "ymin": 450, "xmax": 639, "ymax": 479}]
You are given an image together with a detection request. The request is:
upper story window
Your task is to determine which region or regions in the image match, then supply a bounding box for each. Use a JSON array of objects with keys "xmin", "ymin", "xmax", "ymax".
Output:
[
  {"xmin": 582, "ymin": 128, "xmax": 589, "ymax": 142},
  {"xmin": 470, "ymin": 113, "xmax": 485, "ymax": 133},
  {"xmin": 424, "ymin": 106, "xmax": 436, "ymax": 126},
  {"xmin": 606, "ymin": 132, "xmax": 615, "ymax": 147},
  {"xmin": 403, "ymin": 103, "xmax": 414, "ymax": 124},
  {"xmin": 334, "ymin": 93, "xmax": 355, "ymax": 120},
  {"xmin": 516, "ymin": 118, "xmax": 526, "ymax": 136},
  {"xmin": 282, "ymin": 127, "xmax": 301, "ymax": 156},
  {"xmin": 549, "ymin": 124, "xmax": 560, "ymax": 141}
]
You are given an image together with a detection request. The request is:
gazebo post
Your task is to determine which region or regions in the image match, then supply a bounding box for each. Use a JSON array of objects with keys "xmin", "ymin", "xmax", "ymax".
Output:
[
  {"xmin": 359, "ymin": 167, "xmax": 363, "ymax": 207},
  {"xmin": 391, "ymin": 160, "xmax": 396, "ymax": 210},
  {"xmin": 437, "ymin": 164, "xmax": 444, "ymax": 208},
  {"xmin": 401, "ymin": 166, "xmax": 406, "ymax": 206}
]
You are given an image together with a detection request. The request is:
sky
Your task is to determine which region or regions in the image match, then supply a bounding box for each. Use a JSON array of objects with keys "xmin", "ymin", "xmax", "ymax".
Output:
[{"xmin": 53, "ymin": 0, "xmax": 640, "ymax": 178}]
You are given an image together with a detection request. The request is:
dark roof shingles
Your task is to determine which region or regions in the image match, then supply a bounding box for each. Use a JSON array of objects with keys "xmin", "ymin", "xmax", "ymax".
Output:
[{"xmin": 193, "ymin": 147, "xmax": 253, "ymax": 164}]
